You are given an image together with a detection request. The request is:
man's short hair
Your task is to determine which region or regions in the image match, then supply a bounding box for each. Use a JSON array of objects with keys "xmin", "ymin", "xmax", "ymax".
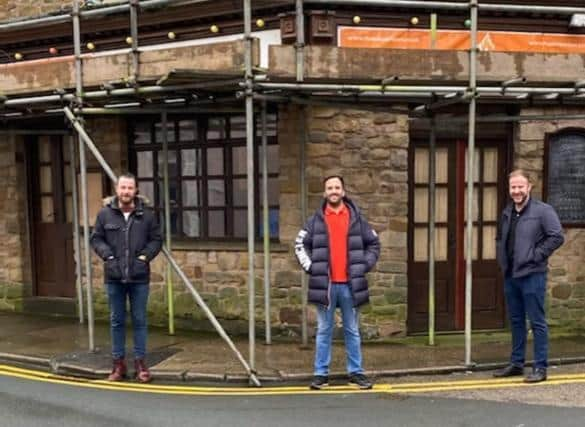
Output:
[
  {"xmin": 323, "ymin": 175, "xmax": 345, "ymax": 189},
  {"xmin": 117, "ymin": 172, "xmax": 137, "ymax": 185},
  {"xmin": 508, "ymin": 169, "xmax": 532, "ymax": 184}
]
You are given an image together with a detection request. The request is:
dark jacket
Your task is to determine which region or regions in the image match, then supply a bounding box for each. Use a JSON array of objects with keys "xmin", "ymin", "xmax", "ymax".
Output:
[
  {"xmin": 294, "ymin": 197, "xmax": 381, "ymax": 308},
  {"xmin": 496, "ymin": 198, "xmax": 564, "ymax": 279},
  {"xmin": 90, "ymin": 196, "xmax": 162, "ymax": 284}
]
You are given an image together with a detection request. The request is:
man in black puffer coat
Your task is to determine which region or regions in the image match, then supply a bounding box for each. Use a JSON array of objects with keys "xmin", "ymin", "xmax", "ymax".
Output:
[
  {"xmin": 90, "ymin": 173, "xmax": 162, "ymax": 384},
  {"xmin": 295, "ymin": 175, "xmax": 380, "ymax": 390}
]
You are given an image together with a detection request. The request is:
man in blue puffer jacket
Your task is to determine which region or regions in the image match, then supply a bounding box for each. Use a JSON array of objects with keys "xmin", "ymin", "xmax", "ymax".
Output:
[{"xmin": 295, "ymin": 175, "xmax": 380, "ymax": 390}]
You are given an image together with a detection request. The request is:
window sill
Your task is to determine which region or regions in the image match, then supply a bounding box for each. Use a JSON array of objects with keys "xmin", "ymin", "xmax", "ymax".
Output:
[{"xmin": 169, "ymin": 240, "xmax": 290, "ymax": 253}]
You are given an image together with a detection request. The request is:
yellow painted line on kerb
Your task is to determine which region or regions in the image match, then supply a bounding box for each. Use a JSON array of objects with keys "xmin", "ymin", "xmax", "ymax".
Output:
[{"xmin": 2, "ymin": 364, "xmax": 585, "ymax": 397}]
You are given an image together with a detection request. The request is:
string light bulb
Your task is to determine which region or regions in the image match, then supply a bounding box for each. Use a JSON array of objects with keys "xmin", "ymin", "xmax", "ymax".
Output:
[
  {"xmin": 256, "ymin": 18, "xmax": 265, "ymax": 28},
  {"xmin": 167, "ymin": 32, "xmax": 176, "ymax": 40},
  {"xmin": 125, "ymin": 36, "xmax": 133, "ymax": 45},
  {"xmin": 352, "ymin": 15, "xmax": 361, "ymax": 24},
  {"xmin": 410, "ymin": 16, "xmax": 419, "ymax": 25},
  {"xmin": 86, "ymin": 42, "xmax": 96, "ymax": 50},
  {"xmin": 14, "ymin": 52, "xmax": 23, "ymax": 60},
  {"xmin": 210, "ymin": 25, "xmax": 219, "ymax": 33},
  {"xmin": 48, "ymin": 47, "xmax": 58, "ymax": 55}
]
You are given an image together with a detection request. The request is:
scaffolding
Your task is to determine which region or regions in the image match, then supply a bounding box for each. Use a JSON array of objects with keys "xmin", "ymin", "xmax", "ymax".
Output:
[{"xmin": 1, "ymin": 0, "xmax": 585, "ymax": 382}]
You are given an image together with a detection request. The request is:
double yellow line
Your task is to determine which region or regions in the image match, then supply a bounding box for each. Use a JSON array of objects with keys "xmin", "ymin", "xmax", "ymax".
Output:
[{"xmin": 2, "ymin": 364, "xmax": 585, "ymax": 396}]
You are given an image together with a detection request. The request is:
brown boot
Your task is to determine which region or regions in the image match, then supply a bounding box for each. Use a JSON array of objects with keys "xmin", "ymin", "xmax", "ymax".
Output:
[
  {"xmin": 134, "ymin": 359, "xmax": 152, "ymax": 383},
  {"xmin": 107, "ymin": 358, "xmax": 127, "ymax": 381}
]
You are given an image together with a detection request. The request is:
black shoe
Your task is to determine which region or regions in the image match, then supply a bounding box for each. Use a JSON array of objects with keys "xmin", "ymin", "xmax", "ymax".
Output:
[
  {"xmin": 310, "ymin": 375, "xmax": 329, "ymax": 390},
  {"xmin": 524, "ymin": 368, "xmax": 547, "ymax": 383},
  {"xmin": 348, "ymin": 373, "xmax": 373, "ymax": 390},
  {"xmin": 493, "ymin": 365, "xmax": 524, "ymax": 378}
]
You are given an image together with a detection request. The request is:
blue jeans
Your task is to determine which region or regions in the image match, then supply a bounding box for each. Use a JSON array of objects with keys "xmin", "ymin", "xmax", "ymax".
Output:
[
  {"xmin": 106, "ymin": 282, "xmax": 149, "ymax": 360},
  {"xmin": 314, "ymin": 283, "xmax": 363, "ymax": 376},
  {"xmin": 504, "ymin": 272, "xmax": 548, "ymax": 369}
]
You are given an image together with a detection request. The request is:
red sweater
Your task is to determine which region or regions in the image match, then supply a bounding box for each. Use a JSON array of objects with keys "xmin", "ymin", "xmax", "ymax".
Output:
[{"xmin": 324, "ymin": 203, "xmax": 349, "ymax": 283}]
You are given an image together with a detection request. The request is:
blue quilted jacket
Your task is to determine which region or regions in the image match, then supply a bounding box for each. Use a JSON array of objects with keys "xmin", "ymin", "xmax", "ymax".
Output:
[{"xmin": 294, "ymin": 197, "xmax": 380, "ymax": 307}]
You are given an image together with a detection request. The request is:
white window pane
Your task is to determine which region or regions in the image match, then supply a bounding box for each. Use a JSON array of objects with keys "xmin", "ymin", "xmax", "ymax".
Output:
[
  {"xmin": 208, "ymin": 210, "xmax": 225, "ymax": 237},
  {"xmin": 182, "ymin": 211, "xmax": 200, "ymax": 237},
  {"xmin": 207, "ymin": 180, "xmax": 225, "ymax": 206},
  {"xmin": 137, "ymin": 151, "xmax": 153, "ymax": 178},
  {"xmin": 155, "ymin": 122, "xmax": 175, "ymax": 143},
  {"xmin": 483, "ymin": 147, "xmax": 498, "ymax": 183},
  {"xmin": 207, "ymin": 148, "xmax": 223, "ymax": 175},
  {"xmin": 181, "ymin": 149, "xmax": 202, "ymax": 176},
  {"xmin": 483, "ymin": 225, "xmax": 497, "ymax": 260},
  {"xmin": 182, "ymin": 181, "xmax": 201, "ymax": 207},
  {"xmin": 483, "ymin": 186, "xmax": 498, "ymax": 222},
  {"xmin": 179, "ymin": 120, "xmax": 197, "ymax": 141}
]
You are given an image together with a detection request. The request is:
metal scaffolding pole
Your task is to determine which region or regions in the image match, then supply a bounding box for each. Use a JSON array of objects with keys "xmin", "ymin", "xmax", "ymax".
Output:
[
  {"xmin": 306, "ymin": 0, "xmax": 585, "ymax": 15},
  {"xmin": 69, "ymin": 135, "xmax": 84, "ymax": 324},
  {"xmin": 64, "ymin": 109, "xmax": 117, "ymax": 183},
  {"xmin": 161, "ymin": 111, "xmax": 175, "ymax": 335},
  {"xmin": 465, "ymin": 0, "xmax": 478, "ymax": 368},
  {"xmin": 243, "ymin": 0, "xmax": 256, "ymax": 373},
  {"xmin": 296, "ymin": 0, "xmax": 305, "ymax": 83},
  {"xmin": 255, "ymin": 83, "xmax": 585, "ymax": 96},
  {"xmin": 428, "ymin": 116, "xmax": 436, "ymax": 346},
  {"xmin": 261, "ymin": 101, "xmax": 271, "ymax": 345},
  {"xmin": 296, "ymin": 0, "xmax": 309, "ymax": 348},
  {"xmin": 129, "ymin": 0, "xmax": 140, "ymax": 84},
  {"xmin": 299, "ymin": 106, "xmax": 309, "ymax": 348},
  {"xmin": 163, "ymin": 247, "xmax": 261, "ymax": 386},
  {"xmin": 73, "ymin": 0, "xmax": 95, "ymax": 351},
  {"xmin": 3, "ymin": 83, "xmax": 585, "ymax": 111}
]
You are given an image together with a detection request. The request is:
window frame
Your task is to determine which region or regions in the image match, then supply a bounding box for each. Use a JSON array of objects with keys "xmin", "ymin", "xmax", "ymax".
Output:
[
  {"xmin": 543, "ymin": 127, "xmax": 585, "ymax": 228},
  {"xmin": 127, "ymin": 112, "xmax": 280, "ymax": 241}
]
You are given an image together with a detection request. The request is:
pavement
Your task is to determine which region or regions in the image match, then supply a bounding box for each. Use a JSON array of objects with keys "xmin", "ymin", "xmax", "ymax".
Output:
[{"xmin": 2, "ymin": 311, "xmax": 585, "ymax": 386}]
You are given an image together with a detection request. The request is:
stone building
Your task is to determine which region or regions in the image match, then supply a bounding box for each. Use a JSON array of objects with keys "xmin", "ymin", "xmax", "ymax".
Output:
[{"xmin": 1, "ymin": 0, "xmax": 584, "ymax": 338}]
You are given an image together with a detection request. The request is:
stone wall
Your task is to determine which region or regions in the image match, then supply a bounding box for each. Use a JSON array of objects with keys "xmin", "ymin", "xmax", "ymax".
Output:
[
  {"xmin": 516, "ymin": 107, "xmax": 585, "ymax": 331},
  {"xmin": 0, "ymin": 0, "xmax": 72, "ymax": 21},
  {"xmin": 277, "ymin": 105, "xmax": 410, "ymax": 337},
  {"xmin": 84, "ymin": 105, "xmax": 410, "ymax": 338},
  {"xmin": 0, "ymin": 133, "xmax": 30, "ymax": 312}
]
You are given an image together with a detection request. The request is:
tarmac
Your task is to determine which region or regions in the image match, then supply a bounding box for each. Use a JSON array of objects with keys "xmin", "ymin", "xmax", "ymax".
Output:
[{"xmin": 2, "ymin": 311, "xmax": 585, "ymax": 386}]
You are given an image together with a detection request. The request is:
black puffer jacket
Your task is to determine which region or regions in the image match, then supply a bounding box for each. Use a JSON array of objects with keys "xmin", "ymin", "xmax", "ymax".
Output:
[
  {"xmin": 90, "ymin": 196, "xmax": 162, "ymax": 284},
  {"xmin": 294, "ymin": 197, "xmax": 380, "ymax": 307}
]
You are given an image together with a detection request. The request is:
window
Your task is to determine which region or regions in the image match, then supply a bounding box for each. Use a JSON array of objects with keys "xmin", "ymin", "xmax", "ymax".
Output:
[
  {"xmin": 129, "ymin": 114, "xmax": 279, "ymax": 240},
  {"xmin": 545, "ymin": 130, "xmax": 585, "ymax": 226}
]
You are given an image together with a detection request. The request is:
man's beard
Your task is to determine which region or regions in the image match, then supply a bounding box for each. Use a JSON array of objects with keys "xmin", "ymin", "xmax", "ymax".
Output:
[
  {"xmin": 118, "ymin": 195, "xmax": 134, "ymax": 207},
  {"xmin": 514, "ymin": 193, "xmax": 528, "ymax": 205},
  {"xmin": 326, "ymin": 195, "xmax": 342, "ymax": 207}
]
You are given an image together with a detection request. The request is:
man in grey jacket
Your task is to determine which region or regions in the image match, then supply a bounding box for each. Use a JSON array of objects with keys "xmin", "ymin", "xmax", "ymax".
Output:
[{"xmin": 493, "ymin": 169, "xmax": 564, "ymax": 383}]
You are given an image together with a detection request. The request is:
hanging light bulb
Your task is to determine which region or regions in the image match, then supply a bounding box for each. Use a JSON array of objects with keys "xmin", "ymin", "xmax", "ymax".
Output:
[
  {"xmin": 125, "ymin": 36, "xmax": 133, "ymax": 45},
  {"xmin": 86, "ymin": 42, "xmax": 96, "ymax": 50},
  {"xmin": 167, "ymin": 31, "xmax": 176, "ymax": 40},
  {"xmin": 256, "ymin": 18, "xmax": 265, "ymax": 28},
  {"xmin": 14, "ymin": 52, "xmax": 23, "ymax": 61},
  {"xmin": 210, "ymin": 25, "xmax": 219, "ymax": 33},
  {"xmin": 352, "ymin": 15, "xmax": 361, "ymax": 24}
]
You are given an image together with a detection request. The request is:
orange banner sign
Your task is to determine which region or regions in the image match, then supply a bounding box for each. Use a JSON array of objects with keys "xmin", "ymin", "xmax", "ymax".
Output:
[{"xmin": 339, "ymin": 27, "xmax": 585, "ymax": 54}]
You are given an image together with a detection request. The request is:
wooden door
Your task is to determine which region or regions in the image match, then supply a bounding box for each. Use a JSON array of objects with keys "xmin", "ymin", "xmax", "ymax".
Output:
[
  {"xmin": 408, "ymin": 140, "xmax": 506, "ymax": 333},
  {"xmin": 29, "ymin": 136, "xmax": 76, "ymax": 298}
]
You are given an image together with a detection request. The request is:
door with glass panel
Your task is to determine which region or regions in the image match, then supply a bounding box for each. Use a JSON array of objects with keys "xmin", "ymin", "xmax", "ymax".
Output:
[
  {"xmin": 29, "ymin": 136, "xmax": 76, "ymax": 298},
  {"xmin": 408, "ymin": 140, "xmax": 506, "ymax": 332}
]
